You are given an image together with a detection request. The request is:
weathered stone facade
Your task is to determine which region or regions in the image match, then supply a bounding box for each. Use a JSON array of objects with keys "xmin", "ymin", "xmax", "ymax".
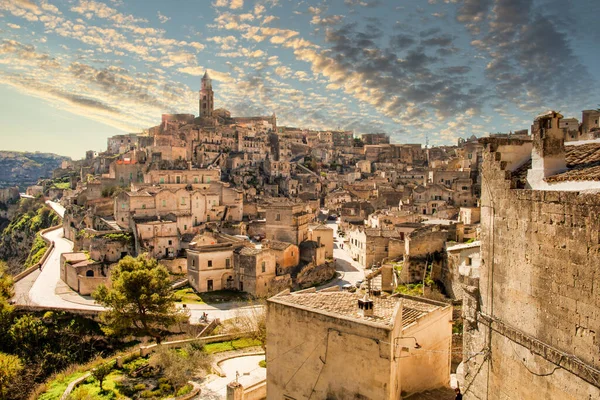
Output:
[{"xmin": 461, "ymin": 137, "xmax": 600, "ymax": 399}]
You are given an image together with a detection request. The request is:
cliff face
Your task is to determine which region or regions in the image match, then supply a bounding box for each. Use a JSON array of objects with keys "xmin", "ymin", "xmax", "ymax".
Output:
[
  {"xmin": 0, "ymin": 198, "xmax": 60, "ymax": 274},
  {"xmin": 0, "ymin": 151, "xmax": 70, "ymax": 189}
]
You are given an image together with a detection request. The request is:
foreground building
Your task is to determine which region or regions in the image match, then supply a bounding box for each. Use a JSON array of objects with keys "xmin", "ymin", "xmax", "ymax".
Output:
[
  {"xmin": 266, "ymin": 288, "xmax": 452, "ymax": 399},
  {"xmin": 462, "ymin": 111, "xmax": 600, "ymax": 399}
]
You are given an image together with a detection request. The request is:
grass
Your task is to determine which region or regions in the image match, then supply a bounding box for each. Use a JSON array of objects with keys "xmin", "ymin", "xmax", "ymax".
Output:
[
  {"xmin": 394, "ymin": 283, "xmax": 425, "ymax": 297},
  {"xmin": 68, "ymin": 370, "xmax": 122, "ymax": 400},
  {"xmin": 203, "ymin": 338, "xmax": 262, "ymax": 354},
  {"xmin": 174, "ymin": 287, "xmax": 251, "ymax": 304},
  {"xmin": 37, "ymin": 371, "xmax": 88, "ymax": 400}
]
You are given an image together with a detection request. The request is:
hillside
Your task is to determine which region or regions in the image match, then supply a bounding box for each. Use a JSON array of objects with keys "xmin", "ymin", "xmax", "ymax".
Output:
[
  {"xmin": 0, "ymin": 151, "xmax": 70, "ymax": 189},
  {"xmin": 0, "ymin": 198, "xmax": 60, "ymax": 274}
]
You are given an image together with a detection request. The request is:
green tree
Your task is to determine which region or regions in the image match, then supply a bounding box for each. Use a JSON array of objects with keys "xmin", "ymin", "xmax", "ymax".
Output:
[
  {"xmin": 0, "ymin": 261, "xmax": 13, "ymax": 313},
  {"xmin": 93, "ymin": 254, "xmax": 188, "ymax": 342},
  {"xmin": 149, "ymin": 344, "xmax": 210, "ymax": 394},
  {"xmin": 91, "ymin": 361, "xmax": 114, "ymax": 391},
  {"xmin": 0, "ymin": 353, "xmax": 22, "ymax": 397}
]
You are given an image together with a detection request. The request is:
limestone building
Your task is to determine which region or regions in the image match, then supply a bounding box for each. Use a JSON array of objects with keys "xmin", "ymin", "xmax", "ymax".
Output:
[
  {"xmin": 266, "ymin": 288, "xmax": 453, "ymax": 399},
  {"xmin": 186, "ymin": 233, "xmax": 245, "ymax": 292}
]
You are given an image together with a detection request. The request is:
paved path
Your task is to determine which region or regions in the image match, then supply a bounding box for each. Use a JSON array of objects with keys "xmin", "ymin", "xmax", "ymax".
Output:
[
  {"xmin": 318, "ymin": 221, "xmax": 366, "ymax": 289},
  {"xmin": 28, "ymin": 227, "xmax": 101, "ymax": 310},
  {"xmin": 199, "ymin": 354, "xmax": 266, "ymax": 399}
]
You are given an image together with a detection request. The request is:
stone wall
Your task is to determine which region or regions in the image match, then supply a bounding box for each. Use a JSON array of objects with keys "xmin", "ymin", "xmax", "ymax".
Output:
[{"xmin": 461, "ymin": 138, "xmax": 600, "ymax": 399}]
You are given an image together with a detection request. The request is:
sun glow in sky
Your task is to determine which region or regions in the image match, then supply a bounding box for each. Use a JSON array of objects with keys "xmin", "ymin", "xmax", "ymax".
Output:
[{"xmin": 0, "ymin": 0, "xmax": 598, "ymax": 158}]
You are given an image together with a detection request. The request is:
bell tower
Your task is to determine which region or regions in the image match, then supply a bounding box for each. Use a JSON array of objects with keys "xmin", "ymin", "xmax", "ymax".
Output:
[{"xmin": 199, "ymin": 70, "xmax": 214, "ymax": 118}]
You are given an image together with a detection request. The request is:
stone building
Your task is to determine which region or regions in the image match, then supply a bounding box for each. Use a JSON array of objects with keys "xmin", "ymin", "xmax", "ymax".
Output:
[
  {"xmin": 60, "ymin": 252, "xmax": 109, "ymax": 295},
  {"xmin": 262, "ymin": 240, "xmax": 299, "ymax": 273},
  {"xmin": 307, "ymin": 223, "xmax": 334, "ymax": 260},
  {"xmin": 264, "ymin": 202, "xmax": 314, "ymax": 245},
  {"xmin": 186, "ymin": 233, "xmax": 245, "ymax": 292},
  {"xmin": 233, "ymin": 247, "xmax": 290, "ymax": 297},
  {"xmin": 443, "ymin": 241, "xmax": 480, "ymax": 301},
  {"xmin": 114, "ymin": 183, "xmax": 242, "ymax": 229},
  {"xmin": 461, "ymin": 112, "xmax": 600, "ymax": 399},
  {"xmin": 266, "ymin": 288, "xmax": 453, "ymax": 399},
  {"xmin": 362, "ymin": 133, "xmax": 390, "ymax": 145}
]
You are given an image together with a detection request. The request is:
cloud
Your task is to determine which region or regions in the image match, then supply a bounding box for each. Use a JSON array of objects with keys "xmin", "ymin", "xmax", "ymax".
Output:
[
  {"xmin": 213, "ymin": 0, "xmax": 244, "ymax": 10},
  {"xmin": 157, "ymin": 11, "xmax": 170, "ymax": 23},
  {"xmin": 207, "ymin": 35, "xmax": 238, "ymax": 50},
  {"xmin": 457, "ymin": 0, "xmax": 594, "ymax": 113},
  {"xmin": 7, "ymin": 23, "xmax": 21, "ymax": 29},
  {"xmin": 311, "ymin": 15, "xmax": 344, "ymax": 26}
]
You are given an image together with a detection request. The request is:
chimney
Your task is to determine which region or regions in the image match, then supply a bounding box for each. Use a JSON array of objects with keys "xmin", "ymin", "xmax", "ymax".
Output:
[
  {"xmin": 527, "ymin": 110, "xmax": 566, "ymax": 186},
  {"xmin": 358, "ymin": 293, "xmax": 374, "ymax": 317}
]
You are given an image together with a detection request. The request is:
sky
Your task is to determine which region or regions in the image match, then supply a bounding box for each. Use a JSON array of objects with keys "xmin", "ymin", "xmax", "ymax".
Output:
[{"xmin": 0, "ymin": 0, "xmax": 598, "ymax": 159}]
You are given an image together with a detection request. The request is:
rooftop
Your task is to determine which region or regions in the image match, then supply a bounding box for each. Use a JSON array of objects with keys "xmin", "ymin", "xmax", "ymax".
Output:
[
  {"xmin": 266, "ymin": 240, "xmax": 294, "ymax": 251},
  {"xmin": 269, "ymin": 290, "xmax": 442, "ymax": 328}
]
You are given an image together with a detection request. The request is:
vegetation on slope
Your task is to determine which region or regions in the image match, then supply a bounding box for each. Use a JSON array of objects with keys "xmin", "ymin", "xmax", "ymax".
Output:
[
  {"xmin": 0, "ymin": 151, "xmax": 70, "ymax": 189},
  {"xmin": 0, "ymin": 198, "xmax": 60, "ymax": 274}
]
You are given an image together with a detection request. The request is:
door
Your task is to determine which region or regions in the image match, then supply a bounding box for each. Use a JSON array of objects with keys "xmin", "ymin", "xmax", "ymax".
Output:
[
  {"xmin": 207, "ymin": 279, "xmax": 213, "ymax": 291},
  {"xmin": 239, "ymin": 281, "xmax": 243, "ymax": 291}
]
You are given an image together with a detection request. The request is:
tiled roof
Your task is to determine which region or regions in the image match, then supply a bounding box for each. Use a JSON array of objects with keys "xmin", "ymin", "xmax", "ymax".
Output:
[
  {"xmin": 511, "ymin": 142, "xmax": 600, "ymax": 184},
  {"xmin": 547, "ymin": 143, "xmax": 600, "ymax": 182},
  {"xmin": 268, "ymin": 240, "xmax": 293, "ymax": 251},
  {"xmin": 270, "ymin": 291, "xmax": 440, "ymax": 328},
  {"xmin": 237, "ymin": 247, "xmax": 264, "ymax": 256}
]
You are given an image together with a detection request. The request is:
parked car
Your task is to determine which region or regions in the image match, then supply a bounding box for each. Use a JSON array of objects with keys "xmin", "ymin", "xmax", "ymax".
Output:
[
  {"xmin": 355, "ymin": 280, "xmax": 364, "ymax": 288},
  {"xmin": 342, "ymin": 283, "xmax": 353, "ymax": 291}
]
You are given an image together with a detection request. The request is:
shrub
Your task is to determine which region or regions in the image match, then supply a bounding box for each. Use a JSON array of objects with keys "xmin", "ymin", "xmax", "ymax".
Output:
[{"xmin": 176, "ymin": 384, "xmax": 193, "ymax": 397}]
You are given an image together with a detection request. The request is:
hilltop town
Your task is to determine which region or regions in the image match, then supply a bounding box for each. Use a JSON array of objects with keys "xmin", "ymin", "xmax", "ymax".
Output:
[{"xmin": 1, "ymin": 73, "xmax": 600, "ymax": 400}]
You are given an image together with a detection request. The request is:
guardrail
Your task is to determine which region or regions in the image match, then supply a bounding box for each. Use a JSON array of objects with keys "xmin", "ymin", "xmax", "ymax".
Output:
[{"xmin": 13, "ymin": 225, "xmax": 61, "ymax": 283}]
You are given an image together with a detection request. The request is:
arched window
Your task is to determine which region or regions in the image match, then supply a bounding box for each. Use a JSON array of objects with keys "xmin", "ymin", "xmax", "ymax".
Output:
[{"xmin": 86, "ymin": 270, "xmax": 94, "ymax": 277}]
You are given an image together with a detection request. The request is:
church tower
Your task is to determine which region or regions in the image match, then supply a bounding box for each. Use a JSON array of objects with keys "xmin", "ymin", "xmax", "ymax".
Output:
[{"xmin": 199, "ymin": 70, "xmax": 214, "ymax": 118}]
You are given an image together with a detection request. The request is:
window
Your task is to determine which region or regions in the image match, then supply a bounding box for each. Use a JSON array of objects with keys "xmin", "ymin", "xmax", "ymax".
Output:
[
  {"xmin": 206, "ymin": 177, "xmax": 211, "ymax": 183},
  {"xmin": 465, "ymin": 257, "xmax": 472, "ymax": 266},
  {"xmin": 142, "ymin": 204, "xmax": 146, "ymax": 209},
  {"xmin": 184, "ymin": 225, "xmax": 187, "ymax": 230},
  {"xmin": 162, "ymin": 199, "xmax": 166, "ymax": 207},
  {"xmin": 159, "ymin": 177, "xmax": 165, "ymax": 184},
  {"xmin": 261, "ymin": 261, "xmax": 266, "ymax": 273},
  {"xmin": 462, "ymin": 186, "xmax": 468, "ymax": 191},
  {"xmin": 226, "ymin": 258, "xmax": 231, "ymax": 268},
  {"xmin": 176, "ymin": 176, "xmax": 181, "ymax": 184},
  {"xmin": 86, "ymin": 270, "xmax": 94, "ymax": 277},
  {"xmin": 208, "ymin": 260, "xmax": 213, "ymax": 267},
  {"xmin": 181, "ymin": 197, "xmax": 186, "ymax": 205},
  {"xmin": 194, "ymin": 177, "xmax": 198, "ymax": 183},
  {"xmin": 468, "ymin": 153, "xmax": 473, "ymax": 159},
  {"xmin": 168, "ymin": 240, "xmax": 172, "ymax": 245},
  {"xmin": 276, "ymin": 213, "xmax": 281, "ymax": 221},
  {"xmin": 121, "ymin": 203, "xmax": 126, "ymax": 209},
  {"xmin": 192, "ymin": 259, "xmax": 195, "ymax": 267}
]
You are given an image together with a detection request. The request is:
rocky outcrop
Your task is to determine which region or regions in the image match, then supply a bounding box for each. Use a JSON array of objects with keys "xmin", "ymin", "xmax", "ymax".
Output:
[{"xmin": 295, "ymin": 261, "xmax": 336, "ymax": 289}]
